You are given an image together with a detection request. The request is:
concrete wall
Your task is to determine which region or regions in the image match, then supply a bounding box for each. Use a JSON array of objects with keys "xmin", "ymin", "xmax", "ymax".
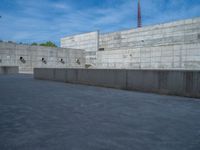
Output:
[
  {"xmin": 61, "ymin": 31, "xmax": 99, "ymax": 52},
  {"xmin": 61, "ymin": 31, "xmax": 98, "ymax": 66},
  {"xmin": 61, "ymin": 17, "xmax": 200, "ymax": 70},
  {"xmin": 0, "ymin": 42, "xmax": 85, "ymax": 73},
  {"xmin": 99, "ymin": 17, "xmax": 200, "ymax": 50},
  {"xmin": 96, "ymin": 43, "xmax": 200, "ymax": 70},
  {"xmin": 34, "ymin": 68, "xmax": 200, "ymax": 98},
  {"xmin": 0, "ymin": 66, "xmax": 19, "ymax": 75}
]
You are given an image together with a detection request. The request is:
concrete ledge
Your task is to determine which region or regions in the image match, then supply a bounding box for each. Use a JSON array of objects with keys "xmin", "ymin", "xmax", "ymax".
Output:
[
  {"xmin": 0, "ymin": 66, "xmax": 19, "ymax": 75},
  {"xmin": 34, "ymin": 68, "xmax": 200, "ymax": 98}
]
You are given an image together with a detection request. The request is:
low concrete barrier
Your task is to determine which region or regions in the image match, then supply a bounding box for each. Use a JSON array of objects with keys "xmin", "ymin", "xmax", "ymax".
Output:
[
  {"xmin": 34, "ymin": 68, "xmax": 200, "ymax": 98},
  {"xmin": 0, "ymin": 66, "xmax": 19, "ymax": 75}
]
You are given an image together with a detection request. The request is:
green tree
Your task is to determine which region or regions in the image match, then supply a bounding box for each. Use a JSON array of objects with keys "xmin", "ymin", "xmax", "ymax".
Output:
[
  {"xmin": 40, "ymin": 41, "xmax": 57, "ymax": 47},
  {"xmin": 31, "ymin": 42, "xmax": 38, "ymax": 46}
]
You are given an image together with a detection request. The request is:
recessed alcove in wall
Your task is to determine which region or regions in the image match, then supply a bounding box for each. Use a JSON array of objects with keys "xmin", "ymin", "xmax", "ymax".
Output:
[{"xmin": 98, "ymin": 48, "xmax": 104, "ymax": 51}]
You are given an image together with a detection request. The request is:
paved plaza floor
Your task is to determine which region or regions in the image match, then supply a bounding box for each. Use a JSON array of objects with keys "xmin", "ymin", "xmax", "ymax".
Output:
[{"xmin": 0, "ymin": 74, "xmax": 200, "ymax": 150}]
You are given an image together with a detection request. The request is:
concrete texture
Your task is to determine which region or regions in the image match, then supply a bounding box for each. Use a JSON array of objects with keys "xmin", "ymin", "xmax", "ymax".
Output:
[
  {"xmin": 61, "ymin": 31, "xmax": 99, "ymax": 52},
  {"xmin": 0, "ymin": 42, "xmax": 85, "ymax": 73},
  {"xmin": 0, "ymin": 74, "xmax": 200, "ymax": 150},
  {"xmin": 98, "ymin": 17, "xmax": 200, "ymax": 50},
  {"xmin": 61, "ymin": 17, "xmax": 200, "ymax": 70},
  {"xmin": 96, "ymin": 43, "xmax": 200, "ymax": 70},
  {"xmin": 34, "ymin": 68, "xmax": 200, "ymax": 98},
  {"xmin": 61, "ymin": 32, "xmax": 98, "ymax": 66},
  {"xmin": 0, "ymin": 66, "xmax": 19, "ymax": 74}
]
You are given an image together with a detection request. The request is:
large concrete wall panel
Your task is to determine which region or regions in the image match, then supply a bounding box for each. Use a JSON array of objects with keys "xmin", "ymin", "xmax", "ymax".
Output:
[
  {"xmin": 61, "ymin": 31, "xmax": 98, "ymax": 66},
  {"xmin": 184, "ymin": 71, "xmax": 200, "ymax": 97},
  {"xmin": 65, "ymin": 69, "xmax": 78, "ymax": 83},
  {"xmin": 99, "ymin": 17, "xmax": 200, "ymax": 50},
  {"xmin": 96, "ymin": 42, "xmax": 200, "ymax": 70},
  {"xmin": 61, "ymin": 31, "xmax": 99, "ymax": 52},
  {"xmin": 76, "ymin": 69, "xmax": 126, "ymax": 89},
  {"xmin": 54, "ymin": 69, "xmax": 66, "ymax": 82},
  {"xmin": 0, "ymin": 42, "xmax": 85, "ymax": 73},
  {"xmin": 61, "ymin": 17, "xmax": 200, "ymax": 69},
  {"xmin": 33, "ymin": 68, "xmax": 54, "ymax": 80},
  {"xmin": 127, "ymin": 70, "xmax": 159, "ymax": 92},
  {"xmin": 34, "ymin": 68, "xmax": 200, "ymax": 98}
]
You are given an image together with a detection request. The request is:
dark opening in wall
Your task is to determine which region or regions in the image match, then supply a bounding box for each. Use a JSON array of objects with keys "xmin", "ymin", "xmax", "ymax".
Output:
[
  {"xmin": 0, "ymin": 59, "xmax": 2, "ymax": 63},
  {"xmin": 76, "ymin": 58, "xmax": 81, "ymax": 65},
  {"xmin": 60, "ymin": 58, "xmax": 65, "ymax": 64},
  {"xmin": 99, "ymin": 48, "xmax": 104, "ymax": 51},
  {"xmin": 42, "ymin": 58, "xmax": 47, "ymax": 64},
  {"xmin": 197, "ymin": 34, "xmax": 200, "ymax": 40},
  {"xmin": 20, "ymin": 56, "xmax": 26, "ymax": 63}
]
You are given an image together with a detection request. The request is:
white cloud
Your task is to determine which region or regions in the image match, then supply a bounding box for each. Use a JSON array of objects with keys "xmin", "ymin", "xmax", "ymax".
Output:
[{"xmin": 53, "ymin": 3, "xmax": 70, "ymax": 10}]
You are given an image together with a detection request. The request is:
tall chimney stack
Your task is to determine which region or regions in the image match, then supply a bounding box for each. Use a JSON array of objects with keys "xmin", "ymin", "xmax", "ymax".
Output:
[{"xmin": 137, "ymin": 0, "xmax": 142, "ymax": 28}]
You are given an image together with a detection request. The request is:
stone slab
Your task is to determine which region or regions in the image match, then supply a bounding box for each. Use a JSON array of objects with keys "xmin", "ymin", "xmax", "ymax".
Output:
[{"xmin": 34, "ymin": 68, "xmax": 200, "ymax": 98}]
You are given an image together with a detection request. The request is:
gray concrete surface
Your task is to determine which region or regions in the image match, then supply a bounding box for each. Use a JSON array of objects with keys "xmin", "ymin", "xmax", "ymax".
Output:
[
  {"xmin": 0, "ymin": 42, "xmax": 85, "ymax": 73},
  {"xmin": 34, "ymin": 68, "xmax": 200, "ymax": 98},
  {"xmin": 96, "ymin": 43, "xmax": 200, "ymax": 70},
  {"xmin": 0, "ymin": 74, "xmax": 200, "ymax": 150},
  {"xmin": 61, "ymin": 17, "xmax": 200, "ymax": 69},
  {"xmin": 0, "ymin": 66, "xmax": 19, "ymax": 74}
]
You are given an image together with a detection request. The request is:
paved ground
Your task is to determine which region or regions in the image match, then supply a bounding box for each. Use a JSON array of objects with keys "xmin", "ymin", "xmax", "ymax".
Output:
[{"xmin": 0, "ymin": 74, "xmax": 200, "ymax": 150}]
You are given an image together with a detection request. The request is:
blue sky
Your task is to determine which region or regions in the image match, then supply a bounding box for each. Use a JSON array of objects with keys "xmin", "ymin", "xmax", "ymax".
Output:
[{"xmin": 0, "ymin": 0, "xmax": 200, "ymax": 46}]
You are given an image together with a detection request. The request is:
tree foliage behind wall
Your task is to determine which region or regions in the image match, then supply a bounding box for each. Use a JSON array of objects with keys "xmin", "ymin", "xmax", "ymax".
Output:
[
  {"xmin": 31, "ymin": 41, "xmax": 57, "ymax": 47},
  {"xmin": 31, "ymin": 42, "xmax": 38, "ymax": 46},
  {"xmin": 40, "ymin": 41, "xmax": 57, "ymax": 47}
]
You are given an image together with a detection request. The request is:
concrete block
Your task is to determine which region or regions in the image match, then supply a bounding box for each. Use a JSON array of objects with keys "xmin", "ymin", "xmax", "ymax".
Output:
[
  {"xmin": 76, "ymin": 69, "xmax": 126, "ymax": 89},
  {"xmin": 0, "ymin": 66, "xmax": 19, "ymax": 75},
  {"xmin": 127, "ymin": 70, "xmax": 159, "ymax": 92},
  {"xmin": 34, "ymin": 68, "xmax": 54, "ymax": 80},
  {"xmin": 34, "ymin": 68, "xmax": 200, "ymax": 98},
  {"xmin": 65, "ymin": 69, "xmax": 78, "ymax": 83},
  {"xmin": 54, "ymin": 69, "xmax": 66, "ymax": 82},
  {"xmin": 0, "ymin": 42, "xmax": 85, "ymax": 73}
]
